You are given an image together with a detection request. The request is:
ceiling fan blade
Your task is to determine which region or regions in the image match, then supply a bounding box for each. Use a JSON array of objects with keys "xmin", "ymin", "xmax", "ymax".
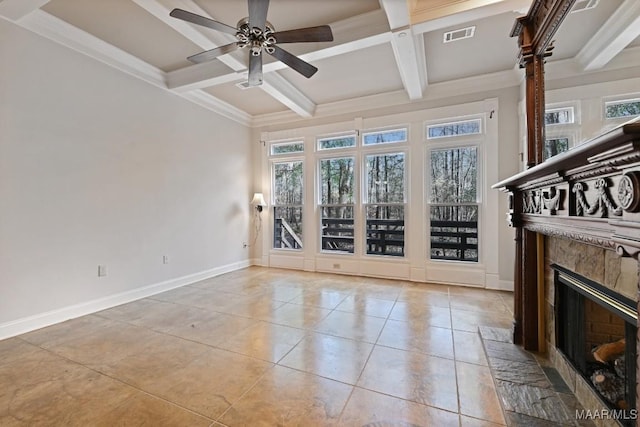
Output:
[
  {"xmin": 170, "ymin": 8, "xmax": 237, "ymax": 36},
  {"xmin": 273, "ymin": 26, "xmax": 334, "ymax": 43},
  {"xmin": 269, "ymin": 45, "xmax": 318, "ymax": 78},
  {"xmin": 248, "ymin": 0, "xmax": 269, "ymax": 30},
  {"xmin": 187, "ymin": 43, "xmax": 239, "ymax": 64},
  {"xmin": 248, "ymin": 52, "xmax": 263, "ymax": 86}
]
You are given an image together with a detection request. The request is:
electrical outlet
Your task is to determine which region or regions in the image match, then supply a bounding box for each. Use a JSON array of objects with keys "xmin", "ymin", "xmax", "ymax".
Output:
[
  {"xmin": 98, "ymin": 265, "xmax": 107, "ymax": 277},
  {"xmin": 163, "ymin": 255, "xmax": 169, "ymax": 264}
]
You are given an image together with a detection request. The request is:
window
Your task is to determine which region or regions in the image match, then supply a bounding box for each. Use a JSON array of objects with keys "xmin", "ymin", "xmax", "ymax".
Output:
[
  {"xmin": 364, "ymin": 153, "xmax": 405, "ymax": 256},
  {"xmin": 363, "ymin": 128, "xmax": 407, "ymax": 146},
  {"xmin": 429, "ymin": 146, "xmax": 479, "ymax": 262},
  {"xmin": 272, "ymin": 161, "xmax": 303, "ymax": 250},
  {"xmin": 427, "ymin": 119, "xmax": 481, "ymax": 139},
  {"xmin": 318, "ymin": 134, "xmax": 356, "ymax": 150},
  {"xmin": 271, "ymin": 141, "xmax": 304, "ymax": 155},
  {"xmin": 319, "ymin": 157, "xmax": 355, "ymax": 253},
  {"xmin": 545, "ymin": 107, "xmax": 574, "ymax": 125},
  {"xmin": 605, "ymin": 98, "xmax": 640, "ymax": 120},
  {"xmin": 544, "ymin": 137, "xmax": 570, "ymax": 160}
]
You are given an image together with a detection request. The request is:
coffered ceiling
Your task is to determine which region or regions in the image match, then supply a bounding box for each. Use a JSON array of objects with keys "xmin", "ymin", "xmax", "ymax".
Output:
[{"xmin": 1, "ymin": 0, "xmax": 639, "ymax": 127}]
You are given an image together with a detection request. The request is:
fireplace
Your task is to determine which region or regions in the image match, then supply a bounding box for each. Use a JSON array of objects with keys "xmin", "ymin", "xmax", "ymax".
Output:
[{"xmin": 554, "ymin": 264, "xmax": 637, "ymax": 423}]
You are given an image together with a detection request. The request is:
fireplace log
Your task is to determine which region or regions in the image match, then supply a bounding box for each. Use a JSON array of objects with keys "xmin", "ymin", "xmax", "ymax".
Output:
[
  {"xmin": 591, "ymin": 369, "xmax": 626, "ymax": 407},
  {"xmin": 592, "ymin": 338, "xmax": 625, "ymax": 363},
  {"xmin": 614, "ymin": 354, "xmax": 626, "ymax": 379}
]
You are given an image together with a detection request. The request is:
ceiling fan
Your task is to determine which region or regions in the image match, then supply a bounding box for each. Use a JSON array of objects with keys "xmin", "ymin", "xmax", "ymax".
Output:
[{"xmin": 170, "ymin": 0, "xmax": 334, "ymax": 87}]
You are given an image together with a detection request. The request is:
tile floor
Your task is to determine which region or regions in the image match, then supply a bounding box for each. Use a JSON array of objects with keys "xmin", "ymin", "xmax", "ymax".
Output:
[{"xmin": 1, "ymin": 267, "xmax": 517, "ymax": 426}]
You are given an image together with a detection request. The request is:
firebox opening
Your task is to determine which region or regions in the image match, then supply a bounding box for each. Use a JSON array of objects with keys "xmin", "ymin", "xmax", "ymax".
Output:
[{"xmin": 553, "ymin": 264, "xmax": 637, "ymax": 423}]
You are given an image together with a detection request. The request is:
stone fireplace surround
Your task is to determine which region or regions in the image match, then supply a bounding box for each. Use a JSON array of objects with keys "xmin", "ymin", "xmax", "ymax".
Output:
[{"xmin": 545, "ymin": 237, "xmax": 638, "ymax": 426}]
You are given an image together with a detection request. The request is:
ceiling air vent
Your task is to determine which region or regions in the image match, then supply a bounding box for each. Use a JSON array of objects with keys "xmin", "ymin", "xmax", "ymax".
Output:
[
  {"xmin": 443, "ymin": 26, "xmax": 475, "ymax": 43},
  {"xmin": 571, "ymin": 0, "xmax": 599, "ymax": 13},
  {"xmin": 235, "ymin": 81, "xmax": 252, "ymax": 90}
]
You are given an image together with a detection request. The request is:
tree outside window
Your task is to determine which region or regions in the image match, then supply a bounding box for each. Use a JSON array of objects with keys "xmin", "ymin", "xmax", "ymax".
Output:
[
  {"xmin": 429, "ymin": 146, "xmax": 478, "ymax": 262},
  {"xmin": 365, "ymin": 152, "xmax": 405, "ymax": 256},
  {"xmin": 272, "ymin": 161, "xmax": 303, "ymax": 250},
  {"xmin": 319, "ymin": 157, "xmax": 355, "ymax": 253}
]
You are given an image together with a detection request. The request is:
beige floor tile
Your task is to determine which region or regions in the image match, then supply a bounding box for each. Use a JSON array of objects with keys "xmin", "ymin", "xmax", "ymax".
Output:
[
  {"xmin": 289, "ymin": 289, "xmax": 350, "ymax": 309},
  {"xmin": 222, "ymin": 296, "xmax": 287, "ymax": 319},
  {"xmin": 449, "ymin": 294, "xmax": 511, "ymax": 315},
  {"xmin": 0, "ymin": 347, "xmax": 211, "ymax": 426},
  {"xmin": 313, "ymin": 310, "xmax": 386, "ymax": 343},
  {"xmin": 397, "ymin": 288, "xmax": 451, "ymax": 308},
  {"xmin": 460, "ymin": 415, "xmax": 507, "ymax": 426},
  {"xmin": 457, "ymin": 361, "xmax": 506, "ymax": 425},
  {"xmin": 378, "ymin": 320, "xmax": 454, "ymax": 359},
  {"xmin": 153, "ymin": 286, "xmax": 248, "ymax": 313},
  {"xmin": 335, "ymin": 295, "xmax": 395, "ymax": 318},
  {"xmin": 219, "ymin": 365, "xmax": 352, "ymax": 426},
  {"xmin": 358, "ymin": 345, "xmax": 459, "ymax": 412},
  {"xmin": 451, "ymin": 309, "xmax": 513, "ymax": 332},
  {"xmin": 389, "ymin": 301, "xmax": 452, "ymax": 328},
  {"xmin": 279, "ymin": 333, "xmax": 373, "ymax": 384},
  {"xmin": 339, "ymin": 387, "xmax": 460, "ymax": 426},
  {"xmin": 148, "ymin": 311, "xmax": 257, "ymax": 348},
  {"xmin": 95, "ymin": 297, "xmax": 170, "ymax": 324},
  {"xmin": 0, "ymin": 338, "xmax": 42, "ymax": 367},
  {"xmin": 134, "ymin": 347, "xmax": 273, "ymax": 419},
  {"xmin": 453, "ymin": 330, "xmax": 488, "ymax": 366},
  {"xmin": 2, "ymin": 267, "xmax": 517, "ymax": 426},
  {"xmin": 20, "ymin": 314, "xmax": 115, "ymax": 348},
  {"xmin": 351, "ymin": 283, "xmax": 403, "ymax": 301},
  {"xmin": 214, "ymin": 320, "xmax": 306, "ymax": 362},
  {"xmin": 263, "ymin": 302, "xmax": 332, "ymax": 329}
]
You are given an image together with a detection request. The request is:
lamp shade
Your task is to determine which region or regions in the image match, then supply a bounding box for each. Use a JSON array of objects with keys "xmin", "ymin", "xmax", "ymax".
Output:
[{"xmin": 251, "ymin": 193, "xmax": 267, "ymax": 207}]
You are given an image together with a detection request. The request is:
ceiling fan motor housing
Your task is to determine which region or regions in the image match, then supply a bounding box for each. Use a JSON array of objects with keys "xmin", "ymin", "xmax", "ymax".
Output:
[{"xmin": 237, "ymin": 18, "xmax": 276, "ymax": 55}]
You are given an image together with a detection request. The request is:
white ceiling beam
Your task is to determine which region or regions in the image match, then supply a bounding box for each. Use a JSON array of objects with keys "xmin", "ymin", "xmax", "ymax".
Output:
[
  {"xmin": 0, "ymin": 0, "xmax": 50, "ymax": 21},
  {"xmin": 575, "ymin": 0, "xmax": 640, "ymax": 72},
  {"xmin": 412, "ymin": 0, "xmax": 531, "ymax": 34},
  {"xmin": 261, "ymin": 73, "xmax": 316, "ymax": 118},
  {"xmin": 131, "ymin": 0, "xmax": 243, "ymax": 72},
  {"xmin": 133, "ymin": 0, "xmax": 315, "ymax": 117},
  {"xmin": 380, "ymin": 0, "xmax": 426, "ymax": 100}
]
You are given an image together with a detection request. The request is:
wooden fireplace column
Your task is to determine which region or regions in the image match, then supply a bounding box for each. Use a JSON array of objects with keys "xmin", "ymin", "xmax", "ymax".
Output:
[{"xmin": 509, "ymin": 0, "xmax": 577, "ymax": 349}]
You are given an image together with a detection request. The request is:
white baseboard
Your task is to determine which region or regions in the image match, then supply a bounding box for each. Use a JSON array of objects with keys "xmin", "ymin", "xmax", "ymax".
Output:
[{"xmin": 0, "ymin": 260, "xmax": 250, "ymax": 340}]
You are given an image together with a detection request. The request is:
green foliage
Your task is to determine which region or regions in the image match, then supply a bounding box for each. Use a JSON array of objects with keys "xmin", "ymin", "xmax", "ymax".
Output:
[
  {"xmin": 318, "ymin": 136, "xmax": 356, "ymax": 150},
  {"xmin": 544, "ymin": 138, "xmax": 569, "ymax": 160}
]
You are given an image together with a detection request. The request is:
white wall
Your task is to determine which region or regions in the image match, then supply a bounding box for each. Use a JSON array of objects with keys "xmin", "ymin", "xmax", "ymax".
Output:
[{"xmin": 0, "ymin": 20, "xmax": 252, "ymax": 337}]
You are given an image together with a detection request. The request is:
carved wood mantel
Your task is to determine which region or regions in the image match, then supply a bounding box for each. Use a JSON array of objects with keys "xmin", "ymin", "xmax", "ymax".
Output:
[{"xmin": 494, "ymin": 123, "xmax": 640, "ymax": 257}]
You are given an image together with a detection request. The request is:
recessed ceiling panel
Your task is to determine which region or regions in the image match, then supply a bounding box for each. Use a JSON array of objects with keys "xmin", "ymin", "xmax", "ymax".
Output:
[
  {"xmin": 43, "ymin": 0, "xmax": 203, "ymax": 72},
  {"xmin": 194, "ymin": 0, "xmax": 380, "ymax": 34},
  {"xmin": 551, "ymin": 0, "xmax": 624, "ymax": 60},
  {"xmin": 276, "ymin": 43, "xmax": 403, "ymax": 105},
  {"xmin": 203, "ymin": 82, "xmax": 289, "ymax": 116},
  {"xmin": 424, "ymin": 11, "xmax": 520, "ymax": 83}
]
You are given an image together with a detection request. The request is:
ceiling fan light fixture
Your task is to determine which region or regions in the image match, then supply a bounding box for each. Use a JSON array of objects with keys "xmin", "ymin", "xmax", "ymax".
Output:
[{"xmin": 170, "ymin": 0, "xmax": 333, "ymax": 86}]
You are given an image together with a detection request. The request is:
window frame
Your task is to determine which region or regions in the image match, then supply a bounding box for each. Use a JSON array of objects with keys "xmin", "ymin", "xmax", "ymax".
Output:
[
  {"xmin": 604, "ymin": 96, "xmax": 640, "ymax": 121},
  {"xmin": 362, "ymin": 149, "xmax": 407, "ymax": 258},
  {"xmin": 426, "ymin": 114, "xmax": 484, "ymax": 264},
  {"xmin": 426, "ymin": 118, "xmax": 482, "ymax": 140},
  {"xmin": 270, "ymin": 158, "xmax": 305, "ymax": 252},
  {"xmin": 317, "ymin": 153, "xmax": 357, "ymax": 255}
]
